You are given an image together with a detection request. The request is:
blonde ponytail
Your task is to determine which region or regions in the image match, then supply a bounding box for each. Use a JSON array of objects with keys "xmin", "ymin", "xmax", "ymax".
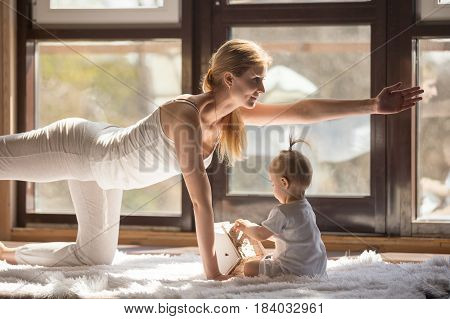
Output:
[
  {"xmin": 202, "ymin": 68, "xmax": 215, "ymax": 93},
  {"xmin": 217, "ymin": 110, "xmax": 246, "ymax": 165}
]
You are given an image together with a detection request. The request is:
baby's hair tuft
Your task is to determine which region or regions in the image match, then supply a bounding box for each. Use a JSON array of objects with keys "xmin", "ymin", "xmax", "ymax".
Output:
[{"xmin": 288, "ymin": 131, "xmax": 310, "ymax": 152}]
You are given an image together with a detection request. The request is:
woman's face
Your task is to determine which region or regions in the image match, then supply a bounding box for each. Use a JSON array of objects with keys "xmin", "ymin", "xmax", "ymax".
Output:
[{"xmin": 226, "ymin": 64, "xmax": 267, "ymax": 109}]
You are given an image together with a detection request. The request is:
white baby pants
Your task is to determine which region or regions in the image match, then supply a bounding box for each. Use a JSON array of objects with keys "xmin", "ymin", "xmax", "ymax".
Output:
[{"xmin": 0, "ymin": 118, "xmax": 123, "ymax": 266}]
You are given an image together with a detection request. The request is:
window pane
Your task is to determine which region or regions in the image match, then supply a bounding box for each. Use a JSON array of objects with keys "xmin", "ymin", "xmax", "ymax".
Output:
[
  {"xmin": 50, "ymin": 0, "xmax": 164, "ymax": 9},
  {"xmin": 229, "ymin": 0, "xmax": 369, "ymax": 4},
  {"xmin": 34, "ymin": 0, "xmax": 179, "ymax": 24},
  {"xmin": 229, "ymin": 26, "xmax": 371, "ymax": 196},
  {"xmin": 33, "ymin": 40, "xmax": 182, "ymax": 217},
  {"xmin": 417, "ymin": 0, "xmax": 450, "ymax": 21},
  {"xmin": 416, "ymin": 39, "xmax": 450, "ymax": 221}
]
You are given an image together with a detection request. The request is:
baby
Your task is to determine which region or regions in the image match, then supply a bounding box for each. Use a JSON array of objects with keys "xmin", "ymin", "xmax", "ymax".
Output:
[{"xmin": 232, "ymin": 136, "xmax": 327, "ymax": 278}]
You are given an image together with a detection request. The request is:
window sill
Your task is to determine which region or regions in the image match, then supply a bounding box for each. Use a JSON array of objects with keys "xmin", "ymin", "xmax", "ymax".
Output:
[{"xmin": 9, "ymin": 227, "xmax": 450, "ymax": 253}]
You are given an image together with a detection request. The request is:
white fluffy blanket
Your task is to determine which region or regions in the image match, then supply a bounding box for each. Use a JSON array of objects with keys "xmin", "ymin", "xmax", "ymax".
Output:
[{"xmin": 0, "ymin": 250, "xmax": 448, "ymax": 298}]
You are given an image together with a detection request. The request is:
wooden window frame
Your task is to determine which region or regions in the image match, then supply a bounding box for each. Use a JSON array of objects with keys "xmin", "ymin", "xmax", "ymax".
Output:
[
  {"xmin": 16, "ymin": 0, "xmax": 196, "ymax": 230},
  {"xmin": 14, "ymin": 0, "xmax": 450, "ymax": 238},
  {"xmin": 207, "ymin": 0, "xmax": 388, "ymax": 234},
  {"xmin": 386, "ymin": 0, "xmax": 450, "ymax": 237},
  {"xmin": 32, "ymin": 0, "xmax": 180, "ymax": 25}
]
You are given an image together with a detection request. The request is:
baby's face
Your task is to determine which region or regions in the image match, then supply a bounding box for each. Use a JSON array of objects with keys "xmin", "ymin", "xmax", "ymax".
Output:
[{"xmin": 269, "ymin": 172, "xmax": 286, "ymax": 204}]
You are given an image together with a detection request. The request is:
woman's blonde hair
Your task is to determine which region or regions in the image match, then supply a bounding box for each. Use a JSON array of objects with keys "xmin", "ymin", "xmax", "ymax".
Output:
[
  {"xmin": 201, "ymin": 39, "xmax": 272, "ymax": 165},
  {"xmin": 269, "ymin": 135, "xmax": 313, "ymax": 192}
]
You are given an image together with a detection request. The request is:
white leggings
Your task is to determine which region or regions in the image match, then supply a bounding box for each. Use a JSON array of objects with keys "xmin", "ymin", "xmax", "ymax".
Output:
[{"xmin": 0, "ymin": 118, "xmax": 123, "ymax": 266}]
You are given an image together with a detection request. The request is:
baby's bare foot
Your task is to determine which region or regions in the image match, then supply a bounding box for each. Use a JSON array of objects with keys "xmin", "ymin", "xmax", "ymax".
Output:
[
  {"xmin": 0, "ymin": 241, "xmax": 7, "ymax": 253},
  {"xmin": 0, "ymin": 242, "xmax": 17, "ymax": 263}
]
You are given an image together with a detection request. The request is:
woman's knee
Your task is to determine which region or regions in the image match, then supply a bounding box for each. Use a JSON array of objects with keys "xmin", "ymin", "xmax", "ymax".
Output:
[
  {"xmin": 85, "ymin": 251, "xmax": 116, "ymax": 265},
  {"xmin": 78, "ymin": 244, "xmax": 117, "ymax": 266}
]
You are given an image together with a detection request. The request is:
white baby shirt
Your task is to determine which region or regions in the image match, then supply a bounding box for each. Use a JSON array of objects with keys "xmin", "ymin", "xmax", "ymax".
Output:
[{"xmin": 261, "ymin": 199, "xmax": 327, "ymax": 277}]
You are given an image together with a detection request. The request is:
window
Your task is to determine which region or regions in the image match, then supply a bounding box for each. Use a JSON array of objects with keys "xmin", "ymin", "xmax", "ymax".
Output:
[
  {"xmin": 32, "ymin": 0, "xmax": 180, "ymax": 24},
  {"xmin": 17, "ymin": 0, "xmax": 193, "ymax": 228},
  {"xmin": 49, "ymin": 0, "xmax": 164, "ymax": 9},
  {"xmin": 229, "ymin": 0, "xmax": 370, "ymax": 4},
  {"xmin": 209, "ymin": 0, "xmax": 387, "ymax": 234},
  {"xmin": 32, "ymin": 40, "xmax": 182, "ymax": 217},
  {"xmin": 229, "ymin": 25, "xmax": 371, "ymax": 196},
  {"xmin": 416, "ymin": 0, "xmax": 450, "ymax": 21},
  {"xmin": 416, "ymin": 39, "xmax": 450, "ymax": 221},
  {"xmin": 16, "ymin": 0, "xmax": 448, "ymax": 237},
  {"xmin": 386, "ymin": 0, "xmax": 450, "ymax": 236}
]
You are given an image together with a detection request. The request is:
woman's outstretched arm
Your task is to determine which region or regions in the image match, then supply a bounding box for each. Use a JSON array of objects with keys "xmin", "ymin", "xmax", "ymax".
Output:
[
  {"xmin": 170, "ymin": 104, "xmax": 228, "ymax": 281},
  {"xmin": 240, "ymin": 82, "xmax": 424, "ymax": 126}
]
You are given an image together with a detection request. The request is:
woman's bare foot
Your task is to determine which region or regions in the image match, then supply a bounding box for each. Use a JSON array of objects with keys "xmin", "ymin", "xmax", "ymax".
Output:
[{"xmin": 0, "ymin": 241, "xmax": 18, "ymax": 264}]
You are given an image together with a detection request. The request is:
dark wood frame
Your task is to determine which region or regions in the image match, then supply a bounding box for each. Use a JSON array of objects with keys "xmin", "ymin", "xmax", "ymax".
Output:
[
  {"xmin": 208, "ymin": 0, "xmax": 387, "ymax": 234},
  {"xmin": 385, "ymin": 0, "xmax": 450, "ymax": 237},
  {"xmin": 16, "ymin": 0, "xmax": 196, "ymax": 230}
]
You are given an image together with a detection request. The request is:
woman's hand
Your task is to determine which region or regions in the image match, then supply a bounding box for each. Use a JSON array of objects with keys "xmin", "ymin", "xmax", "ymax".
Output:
[
  {"xmin": 374, "ymin": 82, "xmax": 424, "ymax": 114},
  {"xmin": 209, "ymin": 273, "xmax": 234, "ymax": 281}
]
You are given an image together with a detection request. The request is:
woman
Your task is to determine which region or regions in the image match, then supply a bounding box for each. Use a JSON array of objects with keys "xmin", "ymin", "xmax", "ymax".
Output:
[{"xmin": 0, "ymin": 39, "xmax": 423, "ymax": 280}]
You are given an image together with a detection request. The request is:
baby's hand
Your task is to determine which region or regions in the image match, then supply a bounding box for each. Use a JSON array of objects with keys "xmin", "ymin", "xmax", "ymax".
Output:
[{"xmin": 233, "ymin": 219, "xmax": 252, "ymax": 233}]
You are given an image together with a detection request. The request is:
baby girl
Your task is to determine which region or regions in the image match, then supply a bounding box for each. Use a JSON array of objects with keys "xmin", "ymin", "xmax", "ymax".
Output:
[{"xmin": 232, "ymin": 137, "xmax": 327, "ymax": 278}]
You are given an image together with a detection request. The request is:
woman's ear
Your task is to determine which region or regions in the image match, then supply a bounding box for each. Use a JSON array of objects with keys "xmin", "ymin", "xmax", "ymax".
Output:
[{"xmin": 223, "ymin": 72, "xmax": 234, "ymax": 89}]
